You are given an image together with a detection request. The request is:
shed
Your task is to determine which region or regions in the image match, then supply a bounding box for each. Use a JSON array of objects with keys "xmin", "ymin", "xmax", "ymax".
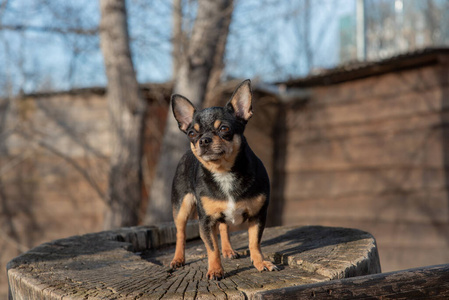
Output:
[{"xmin": 271, "ymin": 48, "xmax": 449, "ymax": 271}]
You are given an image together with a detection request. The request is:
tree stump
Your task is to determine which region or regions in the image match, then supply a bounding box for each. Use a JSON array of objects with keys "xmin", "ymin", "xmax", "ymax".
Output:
[{"xmin": 7, "ymin": 223, "xmax": 381, "ymax": 299}]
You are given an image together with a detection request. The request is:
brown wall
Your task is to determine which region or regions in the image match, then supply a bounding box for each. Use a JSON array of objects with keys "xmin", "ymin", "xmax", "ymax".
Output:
[
  {"xmin": 277, "ymin": 61, "xmax": 449, "ymax": 272},
  {"xmin": 0, "ymin": 85, "xmax": 278, "ymax": 297},
  {"xmin": 0, "ymin": 92, "xmax": 110, "ymax": 296}
]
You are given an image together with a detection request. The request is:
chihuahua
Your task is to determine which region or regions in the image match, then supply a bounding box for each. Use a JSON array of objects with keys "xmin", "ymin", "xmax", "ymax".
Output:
[{"xmin": 169, "ymin": 79, "xmax": 277, "ymax": 280}]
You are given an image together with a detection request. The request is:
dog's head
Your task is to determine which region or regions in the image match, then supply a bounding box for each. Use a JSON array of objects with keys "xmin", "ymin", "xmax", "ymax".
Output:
[{"xmin": 172, "ymin": 79, "xmax": 253, "ymax": 172}]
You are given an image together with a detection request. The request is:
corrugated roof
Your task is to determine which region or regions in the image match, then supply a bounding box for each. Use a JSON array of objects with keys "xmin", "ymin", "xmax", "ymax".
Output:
[{"xmin": 283, "ymin": 47, "xmax": 449, "ymax": 88}]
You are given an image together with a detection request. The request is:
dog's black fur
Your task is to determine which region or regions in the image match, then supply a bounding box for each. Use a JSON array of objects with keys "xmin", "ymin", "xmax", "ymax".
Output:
[{"xmin": 169, "ymin": 79, "xmax": 277, "ymax": 280}]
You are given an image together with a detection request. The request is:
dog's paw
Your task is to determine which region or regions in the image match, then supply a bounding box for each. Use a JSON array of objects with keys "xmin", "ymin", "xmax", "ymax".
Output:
[
  {"xmin": 253, "ymin": 260, "xmax": 278, "ymax": 272},
  {"xmin": 170, "ymin": 258, "xmax": 185, "ymax": 269},
  {"xmin": 222, "ymin": 249, "xmax": 240, "ymax": 259},
  {"xmin": 207, "ymin": 267, "xmax": 225, "ymax": 280}
]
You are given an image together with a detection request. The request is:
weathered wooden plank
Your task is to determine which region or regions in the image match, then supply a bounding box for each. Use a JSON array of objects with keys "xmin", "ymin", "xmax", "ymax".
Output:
[
  {"xmin": 294, "ymin": 86, "xmax": 448, "ymax": 128},
  {"xmin": 288, "ymin": 110, "xmax": 447, "ymax": 146},
  {"xmin": 282, "ymin": 189, "xmax": 449, "ymax": 224},
  {"xmin": 284, "ymin": 167, "xmax": 448, "ymax": 199},
  {"xmin": 285, "ymin": 127, "xmax": 445, "ymax": 171},
  {"xmin": 253, "ymin": 264, "xmax": 449, "ymax": 300}
]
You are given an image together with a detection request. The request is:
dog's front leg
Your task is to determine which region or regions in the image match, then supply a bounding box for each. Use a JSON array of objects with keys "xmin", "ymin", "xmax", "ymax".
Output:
[
  {"xmin": 248, "ymin": 218, "xmax": 278, "ymax": 272},
  {"xmin": 170, "ymin": 193, "xmax": 195, "ymax": 269},
  {"xmin": 200, "ymin": 220, "xmax": 224, "ymax": 280}
]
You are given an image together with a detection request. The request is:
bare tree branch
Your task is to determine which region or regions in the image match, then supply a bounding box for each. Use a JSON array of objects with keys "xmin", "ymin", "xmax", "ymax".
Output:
[
  {"xmin": 0, "ymin": 24, "xmax": 98, "ymax": 35},
  {"xmin": 14, "ymin": 129, "xmax": 108, "ymax": 202}
]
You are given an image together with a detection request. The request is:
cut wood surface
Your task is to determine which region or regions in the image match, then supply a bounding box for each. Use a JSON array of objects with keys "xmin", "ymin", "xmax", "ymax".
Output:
[{"xmin": 7, "ymin": 224, "xmax": 380, "ymax": 299}]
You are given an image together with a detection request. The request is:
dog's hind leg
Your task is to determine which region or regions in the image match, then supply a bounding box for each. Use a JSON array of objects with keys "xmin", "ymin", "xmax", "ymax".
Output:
[
  {"xmin": 200, "ymin": 220, "xmax": 224, "ymax": 280},
  {"xmin": 219, "ymin": 223, "xmax": 239, "ymax": 259}
]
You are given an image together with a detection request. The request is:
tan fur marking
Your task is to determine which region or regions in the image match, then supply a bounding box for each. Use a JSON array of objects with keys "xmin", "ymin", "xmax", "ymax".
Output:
[
  {"xmin": 191, "ymin": 135, "xmax": 241, "ymax": 173},
  {"xmin": 248, "ymin": 220, "xmax": 277, "ymax": 271},
  {"xmin": 174, "ymin": 193, "xmax": 195, "ymax": 221},
  {"xmin": 201, "ymin": 195, "xmax": 266, "ymax": 222},
  {"xmin": 214, "ymin": 120, "xmax": 221, "ymax": 129},
  {"xmin": 171, "ymin": 193, "xmax": 195, "ymax": 268},
  {"xmin": 219, "ymin": 223, "xmax": 238, "ymax": 258},
  {"xmin": 194, "ymin": 123, "xmax": 200, "ymax": 132},
  {"xmin": 248, "ymin": 220, "xmax": 264, "ymax": 267},
  {"xmin": 235, "ymin": 195, "xmax": 265, "ymax": 216},
  {"xmin": 219, "ymin": 222, "xmax": 231, "ymax": 251},
  {"xmin": 200, "ymin": 223, "xmax": 223, "ymax": 279},
  {"xmin": 223, "ymin": 135, "xmax": 241, "ymax": 171},
  {"xmin": 212, "ymin": 135, "xmax": 221, "ymax": 144},
  {"xmin": 201, "ymin": 197, "xmax": 228, "ymax": 219}
]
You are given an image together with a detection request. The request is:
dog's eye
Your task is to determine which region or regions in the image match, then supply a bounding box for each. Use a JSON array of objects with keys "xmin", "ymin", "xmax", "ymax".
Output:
[
  {"xmin": 220, "ymin": 126, "xmax": 230, "ymax": 133},
  {"xmin": 188, "ymin": 131, "xmax": 198, "ymax": 138}
]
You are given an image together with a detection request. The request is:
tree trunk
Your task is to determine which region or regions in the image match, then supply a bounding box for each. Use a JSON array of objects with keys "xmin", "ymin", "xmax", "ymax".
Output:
[
  {"xmin": 145, "ymin": 0, "xmax": 233, "ymax": 224},
  {"xmin": 172, "ymin": 0, "xmax": 184, "ymax": 80},
  {"xmin": 204, "ymin": 2, "xmax": 233, "ymax": 107},
  {"xmin": 99, "ymin": 0, "xmax": 147, "ymax": 229}
]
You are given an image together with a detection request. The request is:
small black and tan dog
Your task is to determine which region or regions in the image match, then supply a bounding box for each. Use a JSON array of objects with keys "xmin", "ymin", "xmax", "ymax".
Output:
[{"xmin": 169, "ymin": 79, "xmax": 277, "ymax": 280}]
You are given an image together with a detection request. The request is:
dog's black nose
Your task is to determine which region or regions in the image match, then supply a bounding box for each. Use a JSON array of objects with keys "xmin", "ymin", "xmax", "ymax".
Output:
[{"xmin": 199, "ymin": 137, "xmax": 212, "ymax": 147}]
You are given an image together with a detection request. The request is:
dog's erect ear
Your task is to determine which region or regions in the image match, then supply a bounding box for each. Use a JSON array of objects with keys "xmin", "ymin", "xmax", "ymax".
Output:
[
  {"xmin": 172, "ymin": 94, "xmax": 196, "ymax": 133},
  {"xmin": 226, "ymin": 79, "xmax": 253, "ymax": 122}
]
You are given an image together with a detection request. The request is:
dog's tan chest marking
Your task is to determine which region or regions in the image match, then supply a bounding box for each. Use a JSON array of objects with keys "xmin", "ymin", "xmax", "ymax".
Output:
[
  {"xmin": 212, "ymin": 172, "xmax": 266, "ymax": 224},
  {"xmin": 201, "ymin": 194, "xmax": 266, "ymax": 225}
]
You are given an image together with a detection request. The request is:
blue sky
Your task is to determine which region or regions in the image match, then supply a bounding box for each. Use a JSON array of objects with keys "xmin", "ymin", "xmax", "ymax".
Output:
[{"xmin": 0, "ymin": 0, "xmax": 356, "ymax": 95}]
